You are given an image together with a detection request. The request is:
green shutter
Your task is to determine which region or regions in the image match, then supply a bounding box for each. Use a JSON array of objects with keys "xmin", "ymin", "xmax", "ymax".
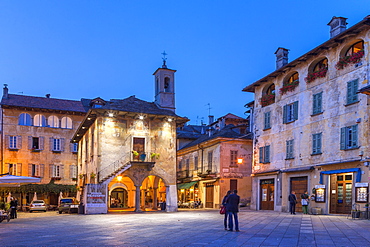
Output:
[
  {"xmin": 317, "ymin": 92, "xmax": 322, "ymax": 113},
  {"xmin": 317, "ymin": 133, "xmax": 322, "ymax": 153},
  {"xmin": 312, "ymin": 94, "xmax": 318, "ymax": 115},
  {"xmin": 352, "ymin": 124, "xmax": 358, "ymax": 148},
  {"xmin": 259, "ymin": 147, "xmax": 264, "ymax": 163},
  {"xmin": 340, "ymin": 127, "xmax": 346, "ymax": 150},
  {"xmin": 353, "ymin": 79, "xmax": 358, "ymax": 103},
  {"xmin": 293, "ymin": 101, "xmax": 299, "ymax": 120},
  {"xmin": 312, "ymin": 134, "xmax": 316, "ymax": 154},
  {"xmin": 347, "ymin": 81, "xmax": 352, "ymax": 104},
  {"xmin": 265, "ymin": 145, "xmax": 270, "ymax": 163},
  {"xmin": 283, "ymin": 105, "xmax": 287, "ymax": 123}
]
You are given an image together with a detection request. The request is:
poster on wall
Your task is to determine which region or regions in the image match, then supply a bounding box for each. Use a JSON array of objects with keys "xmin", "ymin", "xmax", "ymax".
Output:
[
  {"xmin": 86, "ymin": 184, "xmax": 106, "ymax": 207},
  {"xmin": 315, "ymin": 185, "xmax": 326, "ymax": 203},
  {"xmin": 355, "ymin": 183, "xmax": 368, "ymax": 203}
]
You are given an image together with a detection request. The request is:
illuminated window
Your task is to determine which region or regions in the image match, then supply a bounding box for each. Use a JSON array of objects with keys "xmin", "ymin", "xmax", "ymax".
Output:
[
  {"xmin": 34, "ymin": 114, "xmax": 46, "ymax": 127},
  {"xmin": 48, "ymin": 115, "xmax": 59, "ymax": 128},
  {"xmin": 345, "ymin": 41, "xmax": 364, "ymax": 57},
  {"xmin": 61, "ymin": 117, "xmax": 72, "ymax": 129},
  {"xmin": 285, "ymin": 72, "xmax": 299, "ymax": 85},
  {"xmin": 313, "ymin": 58, "xmax": 328, "ymax": 72}
]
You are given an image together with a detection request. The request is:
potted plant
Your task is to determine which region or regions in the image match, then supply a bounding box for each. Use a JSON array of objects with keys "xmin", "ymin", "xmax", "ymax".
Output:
[
  {"xmin": 150, "ymin": 152, "xmax": 160, "ymax": 160},
  {"xmin": 280, "ymin": 80, "xmax": 299, "ymax": 95},
  {"xmin": 305, "ymin": 67, "xmax": 328, "ymax": 83},
  {"xmin": 335, "ymin": 49, "xmax": 365, "ymax": 70},
  {"xmin": 79, "ymin": 174, "xmax": 84, "ymax": 179},
  {"xmin": 260, "ymin": 93, "xmax": 275, "ymax": 107},
  {"xmin": 90, "ymin": 173, "xmax": 96, "ymax": 179}
]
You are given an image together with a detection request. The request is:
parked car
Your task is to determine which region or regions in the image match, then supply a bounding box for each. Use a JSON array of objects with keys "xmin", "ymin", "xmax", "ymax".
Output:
[
  {"xmin": 58, "ymin": 198, "xmax": 79, "ymax": 214},
  {"xmin": 29, "ymin": 200, "xmax": 47, "ymax": 212}
]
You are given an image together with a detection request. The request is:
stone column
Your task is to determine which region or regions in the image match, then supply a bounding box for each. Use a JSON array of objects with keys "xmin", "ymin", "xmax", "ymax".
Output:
[
  {"xmin": 134, "ymin": 185, "xmax": 141, "ymax": 212},
  {"xmin": 152, "ymin": 187, "xmax": 158, "ymax": 210}
]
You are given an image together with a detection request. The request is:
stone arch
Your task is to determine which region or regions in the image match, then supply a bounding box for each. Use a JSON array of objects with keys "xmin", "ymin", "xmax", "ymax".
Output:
[
  {"xmin": 339, "ymin": 39, "xmax": 364, "ymax": 58},
  {"xmin": 307, "ymin": 57, "xmax": 328, "ymax": 74}
]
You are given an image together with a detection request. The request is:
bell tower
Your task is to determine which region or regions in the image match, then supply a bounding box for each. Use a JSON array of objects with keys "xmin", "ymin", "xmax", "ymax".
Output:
[{"xmin": 153, "ymin": 51, "xmax": 176, "ymax": 112}]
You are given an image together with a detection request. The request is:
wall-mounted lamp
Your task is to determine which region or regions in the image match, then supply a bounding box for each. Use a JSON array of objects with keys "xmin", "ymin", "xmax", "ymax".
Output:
[
  {"xmin": 167, "ymin": 118, "xmax": 173, "ymax": 122},
  {"xmin": 117, "ymin": 175, "xmax": 122, "ymax": 182},
  {"xmin": 139, "ymin": 115, "xmax": 144, "ymax": 120},
  {"xmin": 237, "ymin": 158, "xmax": 243, "ymax": 164},
  {"xmin": 108, "ymin": 112, "xmax": 114, "ymax": 117}
]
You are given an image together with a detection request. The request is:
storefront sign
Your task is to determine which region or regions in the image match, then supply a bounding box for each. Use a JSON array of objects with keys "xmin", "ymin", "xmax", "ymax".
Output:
[
  {"xmin": 355, "ymin": 182, "xmax": 368, "ymax": 187},
  {"xmin": 86, "ymin": 184, "xmax": 106, "ymax": 207},
  {"xmin": 315, "ymin": 185, "xmax": 326, "ymax": 189}
]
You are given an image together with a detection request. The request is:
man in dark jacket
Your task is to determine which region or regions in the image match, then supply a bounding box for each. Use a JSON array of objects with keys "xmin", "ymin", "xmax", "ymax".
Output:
[
  {"xmin": 226, "ymin": 190, "xmax": 240, "ymax": 232},
  {"xmin": 288, "ymin": 191, "xmax": 297, "ymax": 215}
]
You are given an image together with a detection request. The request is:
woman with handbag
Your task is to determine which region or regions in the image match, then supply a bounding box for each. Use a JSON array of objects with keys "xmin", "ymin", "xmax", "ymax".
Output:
[
  {"xmin": 221, "ymin": 191, "xmax": 231, "ymax": 230},
  {"xmin": 301, "ymin": 191, "xmax": 309, "ymax": 214}
]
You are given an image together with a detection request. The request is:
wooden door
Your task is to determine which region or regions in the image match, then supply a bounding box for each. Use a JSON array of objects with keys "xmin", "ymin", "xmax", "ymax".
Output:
[
  {"xmin": 260, "ymin": 179, "xmax": 274, "ymax": 210},
  {"xmin": 290, "ymin": 176, "xmax": 308, "ymax": 212},
  {"xmin": 330, "ymin": 173, "xmax": 353, "ymax": 214},
  {"xmin": 205, "ymin": 184, "xmax": 214, "ymax": 208}
]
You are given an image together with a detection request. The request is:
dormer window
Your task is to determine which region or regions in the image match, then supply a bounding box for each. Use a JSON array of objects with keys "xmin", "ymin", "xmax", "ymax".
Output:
[
  {"xmin": 345, "ymin": 41, "xmax": 364, "ymax": 57},
  {"xmin": 336, "ymin": 41, "xmax": 365, "ymax": 70},
  {"xmin": 306, "ymin": 58, "xmax": 328, "ymax": 83},
  {"xmin": 280, "ymin": 72, "xmax": 299, "ymax": 95},
  {"xmin": 90, "ymin": 97, "xmax": 106, "ymax": 109}
]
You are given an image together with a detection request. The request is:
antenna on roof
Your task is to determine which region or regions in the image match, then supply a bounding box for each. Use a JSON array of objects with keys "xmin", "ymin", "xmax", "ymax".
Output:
[{"xmin": 205, "ymin": 103, "xmax": 212, "ymax": 116}]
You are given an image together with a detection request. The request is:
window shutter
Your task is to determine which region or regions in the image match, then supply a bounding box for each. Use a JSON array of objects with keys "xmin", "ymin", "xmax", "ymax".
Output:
[
  {"xmin": 50, "ymin": 164, "xmax": 54, "ymax": 178},
  {"xmin": 28, "ymin": 136, "xmax": 33, "ymax": 149},
  {"xmin": 352, "ymin": 79, "xmax": 358, "ymax": 103},
  {"xmin": 5, "ymin": 135, "xmax": 9, "ymax": 148},
  {"xmin": 312, "ymin": 134, "xmax": 316, "ymax": 154},
  {"xmin": 50, "ymin": 137, "xmax": 53, "ymax": 151},
  {"xmin": 347, "ymin": 81, "xmax": 352, "ymax": 104},
  {"xmin": 28, "ymin": 164, "xmax": 32, "ymax": 176},
  {"xmin": 259, "ymin": 147, "xmax": 263, "ymax": 163},
  {"xmin": 317, "ymin": 92, "xmax": 322, "ymax": 113},
  {"xmin": 265, "ymin": 145, "xmax": 270, "ymax": 163},
  {"xmin": 286, "ymin": 140, "xmax": 289, "ymax": 158},
  {"xmin": 17, "ymin": 163, "xmax": 22, "ymax": 176},
  {"xmin": 312, "ymin": 94, "xmax": 317, "ymax": 114},
  {"xmin": 61, "ymin": 138, "xmax": 65, "ymax": 152},
  {"xmin": 60, "ymin": 164, "xmax": 64, "ymax": 178},
  {"xmin": 340, "ymin": 127, "xmax": 346, "ymax": 150},
  {"xmin": 352, "ymin": 124, "xmax": 358, "ymax": 148},
  {"xmin": 40, "ymin": 137, "xmax": 44, "ymax": 150},
  {"xmin": 70, "ymin": 165, "xmax": 74, "ymax": 179},
  {"xmin": 70, "ymin": 143, "xmax": 74, "ymax": 152},
  {"xmin": 293, "ymin": 101, "xmax": 299, "ymax": 120},
  {"xmin": 283, "ymin": 105, "xmax": 287, "ymax": 123},
  {"xmin": 318, "ymin": 133, "xmax": 322, "ymax": 153},
  {"xmin": 17, "ymin": 136, "xmax": 22, "ymax": 149},
  {"xmin": 40, "ymin": 164, "xmax": 44, "ymax": 178}
]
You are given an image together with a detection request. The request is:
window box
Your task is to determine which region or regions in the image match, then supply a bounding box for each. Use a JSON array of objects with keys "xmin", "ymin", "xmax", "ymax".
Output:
[
  {"xmin": 305, "ymin": 67, "xmax": 328, "ymax": 83},
  {"xmin": 260, "ymin": 94, "xmax": 275, "ymax": 107},
  {"xmin": 280, "ymin": 80, "xmax": 299, "ymax": 95},
  {"xmin": 51, "ymin": 177, "xmax": 61, "ymax": 181},
  {"xmin": 72, "ymin": 178, "xmax": 77, "ymax": 181},
  {"xmin": 335, "ymin": 50, "xmax": 364, "ymax": 70}
]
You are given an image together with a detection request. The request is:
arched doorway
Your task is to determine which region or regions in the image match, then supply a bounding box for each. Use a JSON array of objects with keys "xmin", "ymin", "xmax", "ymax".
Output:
[
  {"xmin": 110, "ymin": 188, "xmax": 128, "ymax": 208},
  {"xmin": 141, "ymin": 175, "xmax": 167, "ymax": 211}
]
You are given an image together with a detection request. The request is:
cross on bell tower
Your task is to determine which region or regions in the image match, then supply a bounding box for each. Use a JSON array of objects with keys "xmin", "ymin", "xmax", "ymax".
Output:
[{"xmin": 153, "ymin": 51, "xmax": 176, "ymax": 112}]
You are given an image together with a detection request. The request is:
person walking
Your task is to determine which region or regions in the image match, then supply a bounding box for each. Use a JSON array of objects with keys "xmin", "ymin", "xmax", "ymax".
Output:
[
  {"xmin": 10, "ymin": 197, "xmax": 18, "ymax": 219},
  {"xmin": 222, "ymin": 190, "xmax": 231, "ymax": 230},
  {"xmin": 288, "ymin": 191, "xmax": 297, "ymax": 215},
  {"xmin": 301, "ymin": 191, "xmax": 309, "ymax": 214},
  {"xmin": 226, "ymin": 190, "xmax": 240, "ymax": 232}
]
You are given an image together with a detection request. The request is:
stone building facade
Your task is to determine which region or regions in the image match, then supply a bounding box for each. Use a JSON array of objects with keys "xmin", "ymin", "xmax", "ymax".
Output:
[
  {"xmin": 73, "ymin": 63, "xmax": 188, "ymax": 214},
  {"xmin": 243, "ymin": 16, "xmax": 370, "ymax": 214},
  {"xmin": 0, "ymin": 85, "xmax": 86, "ymax": 206},
  {"xmin": 176, "ymin": 113, "xmax": 252, "ymax": 209}
]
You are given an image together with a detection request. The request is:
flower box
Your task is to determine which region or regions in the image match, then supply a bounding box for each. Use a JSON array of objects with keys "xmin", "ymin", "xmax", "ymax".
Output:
[
  {"xmin": 305, "ymin": 67, "xmax": 328, "ymax": 83},
  {"xmin": 260, "ymin": 94, "xmax": 275, "ymax": 107},
  {"xmin": 280, "ymin": 80, "xmax": 299, "ymax": 95},
  {"xmin": 335, "ymin": 50, "xmax": 364, "ymax": 70}
]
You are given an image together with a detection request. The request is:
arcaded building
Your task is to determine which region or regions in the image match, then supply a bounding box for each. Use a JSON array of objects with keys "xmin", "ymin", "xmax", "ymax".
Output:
[
  {"xmin": 73, "ymin": 62, "xmax": 188, "ymax": 214},
  {"xmin": 243, "ymin": 16, "xmax": 370, "ymax": 214}
]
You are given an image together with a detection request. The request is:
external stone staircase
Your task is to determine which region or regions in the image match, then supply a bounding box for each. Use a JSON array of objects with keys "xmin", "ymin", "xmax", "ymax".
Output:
[{"xmin": 98, "ymin": 158, "xmax": 132, "ymax": 183}]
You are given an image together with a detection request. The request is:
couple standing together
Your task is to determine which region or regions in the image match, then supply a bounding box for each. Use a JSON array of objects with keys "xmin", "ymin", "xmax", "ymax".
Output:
[{"xmin": 222, "ymin": 190, "xmax": 240, "ymax": 232}]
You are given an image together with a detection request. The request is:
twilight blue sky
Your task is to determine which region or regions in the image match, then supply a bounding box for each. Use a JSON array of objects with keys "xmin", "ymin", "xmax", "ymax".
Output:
[{"xmin": 0, "ymin": 1, "xmax": 369, "ymax": 124}]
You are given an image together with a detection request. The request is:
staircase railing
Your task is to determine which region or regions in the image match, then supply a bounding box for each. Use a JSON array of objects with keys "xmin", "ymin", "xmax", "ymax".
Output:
[{"xmin": 98, "ymin": 154, "xmax": 130, "ymax": 183}]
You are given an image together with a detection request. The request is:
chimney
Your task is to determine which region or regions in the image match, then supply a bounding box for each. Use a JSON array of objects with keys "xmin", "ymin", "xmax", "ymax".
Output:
[
  {"xmin": 3, "ymin": 84, "xmax": 8, "ymax": 99},
  {"xmin": 208, "ymin": 115, "xmax": 214, "ymax": 125},
  {"xmin": 327, "ymin": 16, "xmax": 347, "ymax": 38},
  {"xmin": 275, "ymin": 47, "xmax": 289, "ymax": 70},
  {"xmin": 46, "ymin": 94, "xmax": 50, "ymax": 98}
]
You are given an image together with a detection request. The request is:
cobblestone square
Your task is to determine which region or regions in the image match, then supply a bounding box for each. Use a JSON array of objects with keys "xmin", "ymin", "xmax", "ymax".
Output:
[{"xmin": 1, "ymin": 209, "xmax": 370, "ymax": 246}]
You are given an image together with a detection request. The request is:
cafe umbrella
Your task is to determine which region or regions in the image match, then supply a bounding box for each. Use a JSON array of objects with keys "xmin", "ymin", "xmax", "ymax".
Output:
[{"xmin": 0, "ymin": 175, "xmax": 41, "ymax": 184}]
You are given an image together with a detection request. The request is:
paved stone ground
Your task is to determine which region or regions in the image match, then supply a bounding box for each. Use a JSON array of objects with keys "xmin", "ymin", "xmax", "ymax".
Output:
[{"xmin": 1, "ymin": 208, "xmax": 370, "ymax": 246}]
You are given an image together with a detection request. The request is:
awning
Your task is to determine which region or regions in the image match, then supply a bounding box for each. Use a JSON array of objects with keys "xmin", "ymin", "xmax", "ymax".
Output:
[
  {"xmin": 0, "ymin": 175, "xmax": 41, "ymax": 183},
  {"xmin": 320, "ymin": 168, "xmax": 361, "ymax": 184},
  {"xmin": 177, "ymin": 181, "xmax": 197, "ymax": 190},
  {"xmin": 281, "ymin": 166, "xmax": 314, "ymax": 173}
]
